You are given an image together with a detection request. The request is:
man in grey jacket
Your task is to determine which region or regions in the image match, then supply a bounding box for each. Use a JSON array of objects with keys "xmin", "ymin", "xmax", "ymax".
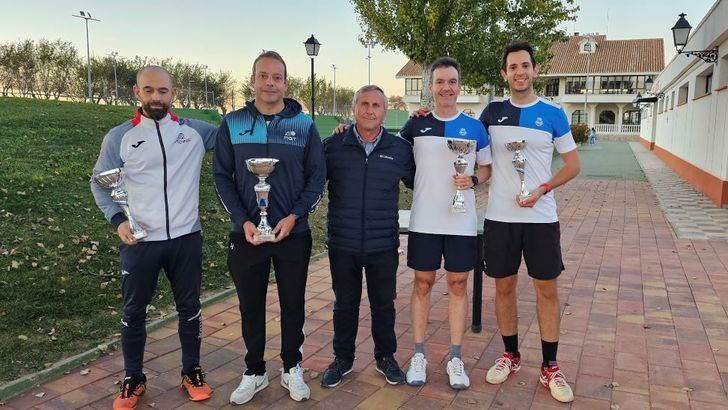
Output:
[{"xmin": 90, "ymin": 66, "xmax": 216, "ymax": 409}]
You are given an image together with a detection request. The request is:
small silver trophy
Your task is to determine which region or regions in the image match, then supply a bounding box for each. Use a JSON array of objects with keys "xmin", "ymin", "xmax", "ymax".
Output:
[
  {"xmin": 95, "ymin": 168, "xmax": 148, "ymax": 240},
  {"xmin": 245, "ymin": 158, "xmax": 279, "ymax": 242},
  {"xmin": 447, "ymin": 139, "xmax": 476, "ymax": 213},
  {"xmin": 505, "ymin": 140, "xmax": 530, "ymax": 201}
]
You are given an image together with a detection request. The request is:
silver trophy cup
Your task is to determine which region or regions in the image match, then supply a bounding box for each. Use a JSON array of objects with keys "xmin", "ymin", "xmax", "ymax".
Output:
[
  {"xmin": 447, "ymin": 139, "xmax": 476, "ymax": 213},
  {"xmin": 245, "ymin": 158, "xmax": 280, "ymax": 242},
  {"xmin": 95, "ymin": 168, "xmax": 148, "ymax": 240},
  {"xmin": 505, "ymin": 140, "xmax": 530, "ymax": 201}
]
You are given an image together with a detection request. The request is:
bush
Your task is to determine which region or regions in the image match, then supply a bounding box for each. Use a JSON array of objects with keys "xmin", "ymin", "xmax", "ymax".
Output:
[{"xmin": 570, "ymin": 123, "xmax": 589, "ymax": 144}]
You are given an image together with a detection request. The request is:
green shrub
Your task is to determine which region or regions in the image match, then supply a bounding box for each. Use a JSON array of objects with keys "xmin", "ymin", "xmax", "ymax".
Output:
[{"xmin": 571, "ymin": 123, "xmax": 589, "ymax": 144}]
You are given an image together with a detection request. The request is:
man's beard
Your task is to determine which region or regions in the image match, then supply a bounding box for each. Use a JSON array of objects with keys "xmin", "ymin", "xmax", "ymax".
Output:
[{"xmin": 142, "ymin": 102, "xmax": 170, "ymax": 121}]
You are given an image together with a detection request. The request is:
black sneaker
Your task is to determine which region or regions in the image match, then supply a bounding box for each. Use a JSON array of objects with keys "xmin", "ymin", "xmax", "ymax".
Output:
[
  {"xmin": 376, "ymin": 356, "xmax": 405, "ymax": 385},
  {"xmin": 320, "ymin": 357, "xmax": 354, "ymax": 388}
]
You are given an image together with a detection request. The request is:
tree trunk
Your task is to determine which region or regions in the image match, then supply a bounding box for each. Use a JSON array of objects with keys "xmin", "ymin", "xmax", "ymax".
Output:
[{"xmin": 419, "ymin": 63, "xmax": 434, "ymax": 110}]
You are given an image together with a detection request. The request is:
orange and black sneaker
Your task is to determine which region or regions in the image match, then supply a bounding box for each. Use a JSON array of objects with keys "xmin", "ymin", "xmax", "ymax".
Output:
[
  {"xmin": 181, "ymin": 366, "xmax": 213, "ymax": 401},
  {"xmin": 113, "ymin": 374, "xmax": 146, "ymax": 410}
]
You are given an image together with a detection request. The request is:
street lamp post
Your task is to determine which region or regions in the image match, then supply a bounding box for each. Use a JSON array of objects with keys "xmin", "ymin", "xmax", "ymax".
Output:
[
  {"xmin": 72, "ymin": 11, "xmax": 100, "ymax": 103},
  {"xmin": 582, "ymin": 35, "xmax": 593, "ymax": 127},
  {"xmin": 304, "ymin": 34, "xmax": 321, "ymax": 120},
  {"xmin": 202, "ymin": 65, "xmax": 209, "ymax": 108},
  {"xmin": 331, "ymin": 64, "xmax": 337, "ymax": 116},
  {"xmin": 110, "ymin": 51, "xmax": 119, "ymax": 105},
  {"xmin": 366, "ymin": 40, "xmax": 375, "ymax": 85},
  {"xmin": 671, "ymin": 13, "xmax": 718, "ymax": 63},
  {"xmin": 187, "ymin": 78, "xmax": 192, "ymax": 108}
]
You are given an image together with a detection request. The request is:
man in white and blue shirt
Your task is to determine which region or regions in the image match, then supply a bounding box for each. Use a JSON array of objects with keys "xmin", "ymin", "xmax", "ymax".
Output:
[
  {"xmin": 398, "ymin": 57, "xmax": 492, "ymax": 390},
  {"xmin": 479, "ymin": 41, "xmax": 581, "ymax": 404}
]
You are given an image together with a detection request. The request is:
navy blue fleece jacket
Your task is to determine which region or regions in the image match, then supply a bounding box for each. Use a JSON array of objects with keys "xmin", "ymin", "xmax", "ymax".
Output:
[{"xmin": 213, "ymin": 98, "xmax": 325, "ymax": 234}]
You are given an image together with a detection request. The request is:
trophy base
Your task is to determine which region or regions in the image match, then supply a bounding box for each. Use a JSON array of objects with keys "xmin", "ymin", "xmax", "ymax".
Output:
[
  {"xmin": 518, "ymin": 193, "xmax": 531, "ymax": 202},
  {"xmin": 451, "ymin": 205, "xmax": 467, "ymax": 213},
  {"xmin": 132, "ymin": 231, "xmax": 148, "ymax": 240},
  {"xmin": 254, "ymin": 232, "xmax": 276, "ymax": 242}
]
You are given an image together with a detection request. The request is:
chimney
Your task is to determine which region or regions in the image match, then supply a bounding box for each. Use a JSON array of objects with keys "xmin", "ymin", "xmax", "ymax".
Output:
[{"xmin": 574, "ymin": 31, "xmax": 580, "ymax": 36}]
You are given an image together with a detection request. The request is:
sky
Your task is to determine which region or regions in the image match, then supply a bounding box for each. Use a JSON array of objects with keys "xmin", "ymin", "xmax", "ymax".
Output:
[{"xmin": 0, "ymin": 0, "xmax": 719, "ymax": 98}]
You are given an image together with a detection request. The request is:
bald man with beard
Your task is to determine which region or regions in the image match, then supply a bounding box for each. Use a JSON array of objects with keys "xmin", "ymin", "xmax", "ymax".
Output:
[{"xmin": 91, "ymin": 66, "xmax": 217, "ymax": 409}]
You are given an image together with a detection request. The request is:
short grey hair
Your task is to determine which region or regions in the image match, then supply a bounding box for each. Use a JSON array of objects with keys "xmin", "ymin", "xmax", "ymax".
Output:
[{"xmin": 351, "ymin": 85, "xmax": 388, "ymax": 110}]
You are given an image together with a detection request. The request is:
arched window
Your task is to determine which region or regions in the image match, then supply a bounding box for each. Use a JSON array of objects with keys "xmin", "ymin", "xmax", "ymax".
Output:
[
  {"xmin": 623, "ymin": 110, "xmax": 641, "ymax": 125},
  {"xmin": 599, "ymin": 110, "xmax": 615, "ymax": 124},
  {"xmin": 571, "ymin": 110, "xmax": 587, "ymax": 124}
]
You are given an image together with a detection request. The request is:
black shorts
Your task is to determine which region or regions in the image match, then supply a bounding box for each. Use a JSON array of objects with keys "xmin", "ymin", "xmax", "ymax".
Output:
[
  {"xmin": 407, "ymin": 232, "xmax": 477, "ymax": 273},
  {"xmin": 482, "ymin": 219, "xmax": 564, "ymax": 280}
]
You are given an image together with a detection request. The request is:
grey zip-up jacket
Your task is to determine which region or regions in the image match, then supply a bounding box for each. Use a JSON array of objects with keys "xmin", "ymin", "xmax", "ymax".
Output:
[{"xmin": 90, "ymin": 109, "xmax": 216, "ymax": 241}]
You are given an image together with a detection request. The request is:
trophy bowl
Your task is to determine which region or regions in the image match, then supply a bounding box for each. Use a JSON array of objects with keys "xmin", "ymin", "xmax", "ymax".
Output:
[
  {"xmin": 95, "ymin": 168, "xmax": 123, "ymax": 189},
  {"xmin": 246, "ymin": 158, "xmax": 279, "ymax": 179}
]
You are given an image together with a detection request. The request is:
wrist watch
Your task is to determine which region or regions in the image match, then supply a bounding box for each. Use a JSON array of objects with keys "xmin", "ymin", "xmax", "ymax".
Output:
[{"xmin": 470, "ymin": 175, "xmax": 479, "ymax": 187}]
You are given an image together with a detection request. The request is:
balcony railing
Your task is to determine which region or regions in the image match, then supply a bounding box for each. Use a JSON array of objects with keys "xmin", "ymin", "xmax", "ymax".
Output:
[{"xmin": 594, "ymin": 124, "xmax": 641, "ymax": 134}]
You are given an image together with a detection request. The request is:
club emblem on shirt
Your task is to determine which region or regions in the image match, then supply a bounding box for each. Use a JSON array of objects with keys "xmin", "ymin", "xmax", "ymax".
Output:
[
  {"xmin": 459, "ymin": 128, "xmax": 467, "ymax": 136},
  {"xmin": 535, "ymin": 117, "xmax": 544, "ymax": 127},
  {"xmin": 175, "ymin": 133, "xmax": 191, "ymax": 144},
  {"xmin": 284, "ymin": 131, "xmax": 297, "ymax": 141}
]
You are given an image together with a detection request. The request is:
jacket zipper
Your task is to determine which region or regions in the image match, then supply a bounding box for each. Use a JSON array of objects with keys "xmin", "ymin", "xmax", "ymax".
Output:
[
  {"xmin": 155, "ymin": 121, "xmax": 171, "ymax": 240},
  {"xmin": 360, "ymin": 152, "xmax": 368, "ymax": 254}
]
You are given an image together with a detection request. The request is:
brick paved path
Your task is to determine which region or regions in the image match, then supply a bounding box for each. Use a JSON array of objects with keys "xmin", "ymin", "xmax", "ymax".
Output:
[{"xmin": 6, "ymin": 148, "xmax": 728, "ymax": 409}]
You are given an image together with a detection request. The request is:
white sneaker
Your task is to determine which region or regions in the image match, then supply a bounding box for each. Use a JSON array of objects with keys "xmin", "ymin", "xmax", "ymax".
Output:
[
  {"xmin": 229, "ymin": 372, "xmax": 269, "ymax": 405},
  {"xmin": 280, "ymin": 365, "xmax": 310, "ymax": 402},
  {"xmin": 446, "ymin": 357, "xmax": 470, "ymax": 390},
  {"xmin": 540, "ymin": 365, "xmax": 574, "ymax": 403},
  {"xmin": 405, "ymin": 353, "xmax": 428, "ymax": 386},
  {"xmin": 486, "ymin": 352, "xmax": 521, "ymax": 384}
]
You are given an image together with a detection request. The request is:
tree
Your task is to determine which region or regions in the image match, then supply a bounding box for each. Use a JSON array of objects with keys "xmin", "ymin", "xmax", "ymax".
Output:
[
  {"xmin": 389, "ymin": 95, "xmax": 407, "ymax": 110},
  {"xmin": 351, "ymin": 0, "xmax": 577, "ymax": 108}
]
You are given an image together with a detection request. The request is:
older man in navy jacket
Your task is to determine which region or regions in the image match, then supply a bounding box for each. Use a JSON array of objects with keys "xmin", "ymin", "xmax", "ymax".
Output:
[{"xmin": 320, "ymin": 85, "xmax": 415, "ymax": 387}]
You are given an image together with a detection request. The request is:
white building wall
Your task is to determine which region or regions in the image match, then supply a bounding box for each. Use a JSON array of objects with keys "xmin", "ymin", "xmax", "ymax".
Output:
[{"xmin": 644, "ymin": 0, "xmax": 728, "ymax": 181}]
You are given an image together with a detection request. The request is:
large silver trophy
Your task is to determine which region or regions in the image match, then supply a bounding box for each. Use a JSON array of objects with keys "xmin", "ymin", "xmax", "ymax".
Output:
[
  {"xmin": 95, "ymin": 168, "xmax": 148, "ymax": 240},
  {"xmin": 447, "ymin": 139, "xmax": 476, "ymax": 213},
  {"xmin": 505, "ymin": 140, "xmax": 530, "ymax": 201},
  {"xmin": 245, "ymin": 158, "xmax": 279, "ymax": 242}
]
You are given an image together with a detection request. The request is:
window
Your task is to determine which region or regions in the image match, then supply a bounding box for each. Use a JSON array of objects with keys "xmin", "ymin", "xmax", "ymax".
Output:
[
  {"xmin": 694, "ymin": 67, "xmax": 714, "ymax": 99},
  {"xmin": 545, "ymin": 78, "xmax": 560, "ymax": 96},
  {"xmin": 460, "ymin": 86, "xmax": 478, "ymax": 96},
  {"xmin": 405, "ymin": 78, "xmax": 422, "ymax": 96},
  {"xmin": 571, "ymin": 110, "xmax": 586, "ymax": 124},
  {"xmin": 623, "ymin": 110, "xmax": 641, "ymax": 125},
  {"xmin": 670, "ymin": 91, "xmax": 675, "ymax": 109},
  {"xmin": 677, "ymin": 83, "xmax": 689, "ymax": 105},
  {"xmin": 599, "ymin": 110, "xmax": 615, "ymax": 124}
]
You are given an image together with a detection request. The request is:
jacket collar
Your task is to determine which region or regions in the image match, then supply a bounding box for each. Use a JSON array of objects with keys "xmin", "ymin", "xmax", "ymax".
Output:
[
  {"xmin": 343, "ymin": 125, "xmax": 393, "ymax": 149},
  {"xmin": 131, "ymin": 108, "xmax": 179, "ymax": 127}
]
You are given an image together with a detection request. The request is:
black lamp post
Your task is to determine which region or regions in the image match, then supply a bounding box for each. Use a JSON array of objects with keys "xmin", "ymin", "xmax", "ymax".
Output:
[
  {"xmin": 304, "ymin": 34, "xmax": 321, "ymax": 120},
  {"xmin": 671, "ymin": 13, "xmax": 717, "ymax": 63}
]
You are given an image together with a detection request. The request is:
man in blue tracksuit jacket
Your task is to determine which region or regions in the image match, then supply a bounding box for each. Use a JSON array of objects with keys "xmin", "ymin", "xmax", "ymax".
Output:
[
  {"xmin": 213, "ymin": 51, "xmax": 325, "ymax": 405},
  {"xmin": 319, "ymin": 85, "xmax": 415, "ymax": 388}
]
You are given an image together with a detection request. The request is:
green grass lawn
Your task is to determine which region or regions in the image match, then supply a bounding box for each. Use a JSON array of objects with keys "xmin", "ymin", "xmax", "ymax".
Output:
[{"xmin": 0, "ymin": 97, "xmax": 412, "ymax": 383}]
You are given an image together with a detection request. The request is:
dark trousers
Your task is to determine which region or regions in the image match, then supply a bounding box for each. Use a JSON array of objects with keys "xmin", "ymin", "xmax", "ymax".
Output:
[
  {"xmin": 119, "ymin": 232, "xmax": 203, "ymax": 376},
  {"xmin": 228, "ymin": 231, "xmax": 312, "ymax": 374},
  {"xmin": 328, "ymin": 246, "xmax": 398, "ymax": 361}
]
